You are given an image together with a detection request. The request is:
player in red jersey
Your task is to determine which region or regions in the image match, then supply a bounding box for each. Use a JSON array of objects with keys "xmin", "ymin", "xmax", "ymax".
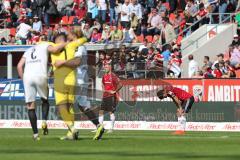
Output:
[
  {"xmin": 157, "ymin": 86, "xmax": 195, "ymax": 135},
  {"xmin": 99, "ymin": 64, "xmax": 123, "ymax": 133}
]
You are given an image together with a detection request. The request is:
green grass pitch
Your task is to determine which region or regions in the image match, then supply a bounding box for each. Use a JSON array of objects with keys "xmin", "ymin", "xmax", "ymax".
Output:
[{"xmin": 0, "ymin": 129, "xmax": 240, "ymax": 160}]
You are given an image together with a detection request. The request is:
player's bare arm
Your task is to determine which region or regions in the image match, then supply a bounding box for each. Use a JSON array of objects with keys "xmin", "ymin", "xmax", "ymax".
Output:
[
  {"xmin": 17, "ymin": 57, "xmax": 26, "ymax": 79},
  {"xmin": 171, "ymin": 95, "xmax": 182, "ymax": 110}
]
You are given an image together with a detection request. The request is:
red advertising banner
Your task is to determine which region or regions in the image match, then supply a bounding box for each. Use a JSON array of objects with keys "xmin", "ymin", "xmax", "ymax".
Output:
[{"xmin": 120, "ymin": 79, "xmax": 240, "ymax": 102}]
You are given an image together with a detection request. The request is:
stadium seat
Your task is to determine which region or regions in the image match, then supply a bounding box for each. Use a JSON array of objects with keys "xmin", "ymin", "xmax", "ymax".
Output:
[
  {"xmin": 137, "ymin": 35, "xmax": 144, "ymax": 43},
  {"xmin": 146, "ymin": 36, "xmax": 153, "ymax": 42},
  {"xmin": 68, "ymin": 16, "xmax": 75, "ymax": 25},
  {"xmin": 61, "ymin": 16, "xmax": 69, "ymax": 25},
  {"xmin": 10, "ymin": 28, "xmax": 16, "ymax": 36}
]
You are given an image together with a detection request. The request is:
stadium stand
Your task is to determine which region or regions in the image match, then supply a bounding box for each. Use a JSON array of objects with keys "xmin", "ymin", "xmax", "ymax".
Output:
[{"xmin": 0, "ymin": 0, "xmax": 239, "ymax": 79}]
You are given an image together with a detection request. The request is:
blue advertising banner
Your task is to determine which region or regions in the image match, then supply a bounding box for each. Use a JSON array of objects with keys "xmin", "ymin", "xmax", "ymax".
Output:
[{"xmin": 0, "ymin": 79, "xmax": 54, "ymax": 100}]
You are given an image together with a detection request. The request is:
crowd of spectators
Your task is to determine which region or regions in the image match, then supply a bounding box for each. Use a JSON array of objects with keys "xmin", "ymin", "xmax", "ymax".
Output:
[
  {"xmin": 189, "ymin": 35, "xmax": 240, "ymax": 78},
  {"xmin": 0, "ymin": 0, "xmax": 239, "ymax": 79},
  {"xmin": 0, "ymin": 0, "xmax": 239, "ymax": 45}
]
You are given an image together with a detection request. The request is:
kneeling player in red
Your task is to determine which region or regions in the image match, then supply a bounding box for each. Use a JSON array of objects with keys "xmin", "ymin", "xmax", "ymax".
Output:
[{"xmin": 157, "ymin": 86, "xmax": 195, "ymax": 135}]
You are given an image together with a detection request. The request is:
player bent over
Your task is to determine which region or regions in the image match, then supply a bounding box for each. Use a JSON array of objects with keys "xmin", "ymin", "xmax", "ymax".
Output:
[
  {"xmin": 55, "ymin": 45, "xmax": 105, "ymax": 140},
  {"xmin": 98, "ymin": 64, "xmax": 122, "ymax": 135},
  {"xmin": 17, "ymin": 42, "xmax": 66, "ymax": 140},
  {"xmin": 157, "ymin": 86, "xmax": 195, "ymax": 135}
]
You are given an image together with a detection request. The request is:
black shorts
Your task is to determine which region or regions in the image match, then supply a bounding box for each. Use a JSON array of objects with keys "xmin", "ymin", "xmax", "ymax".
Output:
[
  {"xmin": 181, "ymin": 96, "xmax": 194, "ymax": 113},
  {"xmin": 100, "ymin": 96, "xmax": 117, "ymax": 112}
]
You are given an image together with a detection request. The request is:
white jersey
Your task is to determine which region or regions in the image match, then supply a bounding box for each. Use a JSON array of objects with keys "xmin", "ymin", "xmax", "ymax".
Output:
[
  {"xmin": 23, "ymin": 43, "xmax": 50, "ymax": 77},
  {"xmin": 75, "ymin": 45, "xmax": 90, "ymax": 108},
  {"xmin": 75, "ymin": 45, "xmax": 88, "ymax": 85}
]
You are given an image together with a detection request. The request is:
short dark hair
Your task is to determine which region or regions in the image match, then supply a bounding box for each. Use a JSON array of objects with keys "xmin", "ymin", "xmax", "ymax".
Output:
[
  {"xmin": 157, "ymin": 90, "xmax": 164, "ymax": 99},
  {"xmin": 204, "ymin": 56, "xmax": 209, "ymax": 61},
  {"xmin": 188, "ymin": 54, "xmax": 194, "ymax": 60},
  {"xmin": 217, "ymin": 53, "xmax": 224, "ymax": 58},
  {"xmin": 53, "ymin": 32, "xmax": 67, "ymax": 42}
]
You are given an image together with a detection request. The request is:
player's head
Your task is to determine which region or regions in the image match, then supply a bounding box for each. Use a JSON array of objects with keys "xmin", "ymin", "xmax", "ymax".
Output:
[
  {"xmin": 157, "ymin": 89, "xmax": 168, "ymax": 99},
  {"xmin": 104, "ymin": 64, "xmax": 112, "ymax": 73},
  {"xmin": 54, "ymin": 33, "xmax": 67, "ymax": 44},
  {"xmin": 68, "ymin": 29, "xmax": 83, "ymax": 41}
]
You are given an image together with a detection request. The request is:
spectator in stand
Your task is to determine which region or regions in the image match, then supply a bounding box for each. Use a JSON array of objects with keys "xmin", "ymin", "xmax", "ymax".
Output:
[
  {"xmin": 146, "ymin": 8, "xmax": 162, "ymax": 36},
  {"xmin": 232, "ymin": 34, "xmax": 240, "ymax": 46},
  {"xmin": 192, "ymin": 70, "xmax": 204, "ymax": 78},
  {"xmin": 156, "ymin": 0, "xmax": 167, "ymax": 14},
  {"xmin": 146, "ymin": 0, "xmax": 156, "ymax": 13},
  {"xmin": 219, "ymin": 60, "xmax": 227, "ymax": 75},
  {"xmin": 169, "ymin": 0, "xmax": 178, "ymax": 13},
  {"xmin": 212, "ymin": 53, "xmax": 224, "ymax": 69},
  {"xmin": 203, "ymin": 56, "xmax": 213, "ymax": 68},
  {"xmin": 130, "ymin": 0, "xmax": 142, "ymax": 21},
  {"xmin": 110, "ymin": 24, "xmax": 123, "ymax": 42},
  {"xmin": 212, "ymin": 63, "xmax": 223, "ymax": 78},
  {"xmin": 97, "ymin": 0, "xmax": 107, "ymax": 23},
  {"xmin": 130, "ymin": 12, "xmax": 139, "ymax": 33},
  {"xmin": 127, "ymin": 51, "xmax": 137, "ymax": 72},
  {"xmin": 230, "ymin": 44, "xmax": 240, "ymax": 68},
  {"xmin": 120, "ymin": 0, "xmax": 131, "ymax": 28},
  {"xmin": 138, "ymin": 39, "xmax": 148, "ymax": 54},
  {"xmin": 197, "ymin": 3, "xmax": 209, "ymax": 25},
  {"xmin": 100, "ymin": 25, "xmax": 111, "ymax": 43},
  {"xmin": 109, "ymin": 0, "xmax": 117, "ymax": 25},
  {"xmin": 170, "ymin": 11, "xmax": 185, "ymax": 35},
  {"xmin": 159, "ymin": 17, "xmax": 176, "ymax": 45},
  {"xmin": 222, "ymin": 60, "xmax": 236, "ymax": 78},
  {"xmin": 82, "ymin": 23, "xmax": 92, "ymax": 40},
  {"xmin": 188, "ymin": 54, "xmax": 199, "ymax": 78},
  {"xmin": 90, "ymin": 28, "xmax": 101, "ymax": 43},
  {"xmin": 32, "ymin": 15, "xmax": 42, "ymax": 33},
  {"xmin": 44, "ymin": 0, "xmax": 58, "ymax": 27},
  {"xmin": 122, "ymin": 26, "xmax": 136, "ymax": 43},
  {"xmin": 16, "ymin": 19, "xmax": 33, "ymax": 44},
  {"xmin": 74, "ymin": 2, "xmax": 87, "ymax": 19},
  {"xmin": 218, "ymin": 0, "xmax": 228, "ymax": 22},
  {"xmin": 203, "ymin": 66, "xmax": 214, "ymax": 78},
  {"xmin": 87, "ymin": 0, "xmax": 98, "ymax": 23},
  {"xmin": 185, "ymin": 0, "xmax": 198, "ymax": 19}
]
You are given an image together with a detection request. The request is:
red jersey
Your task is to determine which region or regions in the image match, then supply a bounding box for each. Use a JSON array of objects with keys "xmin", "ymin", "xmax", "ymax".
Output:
[
  {"xmin": 212, "ymin": 69, "xmax": 222, "ymax": 78},
  {"xmin": 168, "ymin": 87, "xmax": 192, "ymax": 101},
  {"xmin": 102, "ymin": 73, "xmax": 120, "ymax": 97}
]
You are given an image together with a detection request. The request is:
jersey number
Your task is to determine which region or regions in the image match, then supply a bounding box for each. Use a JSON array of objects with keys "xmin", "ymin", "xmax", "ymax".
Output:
[{"xmin": 31, "ymin": 48, "xmax": 37, "ymax": 59}]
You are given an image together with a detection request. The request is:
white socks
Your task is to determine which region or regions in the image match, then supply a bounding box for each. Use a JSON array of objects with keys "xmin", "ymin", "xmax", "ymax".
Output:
[
  {"xmin": 99, "ymin": 115, "xmax": 104, "ymax": 125},
  {"xmin": 178, "ymin": 116, "xmax": 186, "ymax": 131},
  {"xmin": 98, "ymin": 114, "xmax": 115, "ymax": 130},
  {"xmin": 110, "ymin": 113, "xmax": 115, "ymax": 130}
]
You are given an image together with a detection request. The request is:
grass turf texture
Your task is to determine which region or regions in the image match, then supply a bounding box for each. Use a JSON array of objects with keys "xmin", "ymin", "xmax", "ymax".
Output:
[{"xmin": 0, "ymin": 129, "xmax": 239, "ymax": 160}]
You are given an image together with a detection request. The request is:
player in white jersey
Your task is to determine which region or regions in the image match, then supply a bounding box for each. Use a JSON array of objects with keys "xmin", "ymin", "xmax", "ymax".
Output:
[
  {"xmin": 54, "ymin": 45, "xmax": 105, "ymax": 140},
  {"xmin": 17, "ymin": 42, "xmax": 67, "ymax": 140}
]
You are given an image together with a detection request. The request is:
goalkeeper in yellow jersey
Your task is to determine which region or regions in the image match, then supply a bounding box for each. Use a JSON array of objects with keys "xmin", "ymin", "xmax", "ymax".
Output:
[{"xmin": 51, "ymin": 31, "xmax": 87, "ymax": 140}]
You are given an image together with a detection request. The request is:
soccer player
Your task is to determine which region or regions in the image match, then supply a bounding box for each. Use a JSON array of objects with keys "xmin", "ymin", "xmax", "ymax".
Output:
[
  {"xmin": 54, "ymin": 39, "xmax": 105, "ymax": 140},
  {"xmin": 157, "ymin": 86, "xmax": 195, "ymax": 135},
  {"xmin": 17, "ymin": 41, "xmax": 67, "ymax": 140},
  {"xmin": 98, "ymin": 64, "xmax": 122, "ymax": 134},
  {"xmin": 51, "ymin": 32, "xmax": 87, "ymax": 140}
]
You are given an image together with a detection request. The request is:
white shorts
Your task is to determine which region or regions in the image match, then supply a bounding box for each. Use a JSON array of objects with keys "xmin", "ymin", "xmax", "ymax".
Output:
[
  {"xmin": 75, "ymin": 83, "xmax": 91, "ymax": 110},
  {"xmin": 23, "ymin": 75, "xmax": 48, "ymax": 103}
]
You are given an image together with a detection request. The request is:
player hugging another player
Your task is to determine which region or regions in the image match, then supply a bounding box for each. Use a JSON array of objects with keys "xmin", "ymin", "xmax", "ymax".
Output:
[{"xmin": 157, "ymin": 86, "xmax": 195, "ymax": 135}]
